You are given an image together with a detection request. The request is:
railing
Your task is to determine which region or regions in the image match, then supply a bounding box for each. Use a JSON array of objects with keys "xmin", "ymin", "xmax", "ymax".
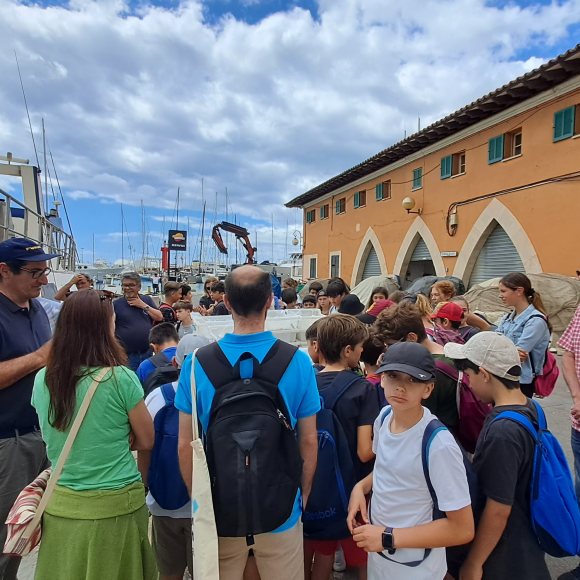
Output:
[{"xmin": 0, "ymin": 190, "xmax": 77, "ymax": 271}]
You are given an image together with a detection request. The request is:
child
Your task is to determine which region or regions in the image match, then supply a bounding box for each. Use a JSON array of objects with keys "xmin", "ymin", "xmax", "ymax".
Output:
[
  {"xmin": 348, "ymin": 341, "xmax": 474, "ymax": 580},
  {"xmin": 309, "ymin": 281, "xmax": 323, "ymax": 296},
  {"xmin": 173, "ymin": 300, "xmax": 194, "ymax": 339},
  {"xmin": 302, "ymin": 295, "xmax": 318, "ymax": 309},
  {"xmin": 317, "ymin": 290, "xmax": 331, "ymax": 315},
  {"xmin": 305, "ymin": 315, "xmax": 379, "ymax": 580},
  {"xmin": 282, "ymin": 287, "xmax": 299, "ymax": 309},
  {"xmin": 430, "ymin": 302, "xmax": 465, "ymax": 344},
  {"xmin": 444, "ymin": 333, "xmax": 551, "ymax": 579},
  {"xmin": 208, "ymin": 281, "xmax": 229, "ymax": 315},
  {"xmin": 365, "ymin": 286, "xmax": 389, "ymax": 310},
  {"xmin": 136, "ymin": 323, "xmax": 179, "ymax": 386},
  {"xmin": 360, "ymin": 332, "xmax": 387, "ymax": 407},
  {"xmin": 305, "ymin": 319, "xmax": 324, "ymax": 371}
]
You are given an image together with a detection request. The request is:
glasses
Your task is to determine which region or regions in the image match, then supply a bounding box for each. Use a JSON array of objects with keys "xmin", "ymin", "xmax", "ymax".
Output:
[
  {"xmin": 122, "ymin": 283, "xmax": 138, "ymax": 289},
  {"xmin": 19, "ymin": 266, "xmax": 51, "ymax": 279}
]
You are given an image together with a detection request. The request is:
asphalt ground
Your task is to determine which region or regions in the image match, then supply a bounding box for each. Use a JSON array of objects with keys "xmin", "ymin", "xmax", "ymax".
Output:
[{"xmin": 19, "ymin": 354, "xmax": 579, "ymax": 580}]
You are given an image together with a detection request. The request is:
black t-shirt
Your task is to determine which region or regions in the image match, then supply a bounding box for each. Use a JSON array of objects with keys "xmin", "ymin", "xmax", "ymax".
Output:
[
  {"xmin": 316, "ymin": 370, "xmax": 380, "ymax": 478},
  {"xmin": 212, "ymin": 301, "xmax": 229, "ymax": 316},
  {"xmin": 199, "ymin": 295, "xmax": 214, "ymax": 310},
  {"xmin": 473, "ymin": 401, "xmax": 550, "ymax": 579},
  {"xmin": 158, "ymin": 302, "xmax": 177, "ymax": 324},
  {"xmin": 113, "ymin": 295, "xmax": 157, "ymax": 354},
  {"xmin": 426, "ymin": 354, "xmax": 460, "ymax": 430}
]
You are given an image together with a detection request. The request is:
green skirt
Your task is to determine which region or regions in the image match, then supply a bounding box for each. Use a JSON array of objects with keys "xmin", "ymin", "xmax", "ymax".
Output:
[{"xmin": 35, "ymin": 482, "xmax": 158, "ymax": 580}]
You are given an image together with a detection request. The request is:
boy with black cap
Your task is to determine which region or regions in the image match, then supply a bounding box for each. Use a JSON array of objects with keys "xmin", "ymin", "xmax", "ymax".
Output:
[
  {"xmin": 444, "ymin": 332, "xmax": 550, "ymax": 580},
  {"xmin": 347, "ymin": 341, "xmax": 474, "ymax": 580}
]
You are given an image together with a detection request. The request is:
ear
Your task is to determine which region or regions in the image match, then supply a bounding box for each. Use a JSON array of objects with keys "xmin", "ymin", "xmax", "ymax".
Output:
[
  {"xmin": 171, "ymin": 356, "xmax": 178, "ymax": 368},
  {"xmin": 479, "ymin": 367, "xmax": 492, "ymax": 382},
  {"xmin": 422, "ymin": 381, "xmax": 435, "ymax": 399},
  {"xmin": 406, "ymin": 332, "xmax": 418, "ymax": 343}
]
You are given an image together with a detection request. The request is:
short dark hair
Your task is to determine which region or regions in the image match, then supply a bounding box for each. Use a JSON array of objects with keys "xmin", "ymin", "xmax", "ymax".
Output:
[
  {"xmin": 453, "ymin": 358, "xmax": 521, "ymax": 390},
  {"xmin": 210, "ymin": 281, "xmax": 225, "ymax": 294},
  {"xmin": 302, "ymin": 295, "xmax": 317, "ymax": 306},
  {"xmin": 305, "ymin": 318, "xmax": 322, "ymax": 341},
  {"xmin": 309, "ymin": 281, "xmax": 323, "ymax": 293},
  {"xmin": 1, "ymin": 260, "xmax": 25, "ymax": 275},
  {"xmin": 225, "ymin": 267, "xmax": 271, "ymax": 317},
  {"xmin": 180, "ymin": 284, "xmax": 192, "ymax": 298},
  {"xmin": 148, "ymin": 322, "xmax": 179, "ymax": 345},
  {"xmin": 316, "ymin": 314, "xmax": 369, "ymax": 364},
  {"xmin": 434, "ymin": 317, "xmax": 461, "ymax": 330},
  {"xmin": 360, "ymin": 332, "xmax": 385, "ymax": 366},
  {"xmin": 174, "ymin": 300, "xmax": 193, "ymax": 311},
  {"xmin": 374, "ymin": 302, "xmax": 428, "ymax": 343},
  {"xmin": 326, "ymin": 279, "xmax": 348, "ymax": 298},
  {"xmin": 164, "ymin": 281, "xmax": 181, "ymax": 296},
  {"xmin": 281, "ymin": 288, "xmax": 298, "ymax": 305}
]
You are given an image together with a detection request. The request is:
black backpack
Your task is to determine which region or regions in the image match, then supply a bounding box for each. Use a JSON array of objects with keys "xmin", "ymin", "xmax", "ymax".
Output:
[
  {"xmin": 142, "ymin": 352, "xmax": 180, "ymax": 397},
  {"xmin": 196, "ymin": 340, "xmax": 302, "ymax": 545}
]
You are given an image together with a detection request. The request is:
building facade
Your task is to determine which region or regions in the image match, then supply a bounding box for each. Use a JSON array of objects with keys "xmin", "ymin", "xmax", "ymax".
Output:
[{"xmin": 287, "ymin": 45, "xmax": 580, "ymax": 289}]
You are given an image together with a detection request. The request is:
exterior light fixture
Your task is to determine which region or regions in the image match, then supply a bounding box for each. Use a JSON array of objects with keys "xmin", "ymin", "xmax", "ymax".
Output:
[{"xmin": 402, "ymin": 196, "xmax": 422, "ymax": 215}]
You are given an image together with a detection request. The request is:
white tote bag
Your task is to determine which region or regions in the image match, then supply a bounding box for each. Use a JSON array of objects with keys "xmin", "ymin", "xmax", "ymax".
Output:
[{"xmin": 190, "ymin": 354, "xmax": 220, "ymax": 580}]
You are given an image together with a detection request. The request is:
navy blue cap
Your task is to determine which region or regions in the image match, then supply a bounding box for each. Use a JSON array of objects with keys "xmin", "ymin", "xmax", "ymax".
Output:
[
  {"xmin": 0, "ymin": 238, "xmax": 61, "ymax": 262},
  {"xmin": 376, "ymin": 342, "xmax": 436, "ymax": 381}
]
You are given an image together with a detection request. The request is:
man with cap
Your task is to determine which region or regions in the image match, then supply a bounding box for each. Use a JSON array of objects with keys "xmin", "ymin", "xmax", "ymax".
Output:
[
  {"xmin": 444, "ymin": 332, "xmax": 550, "ymax": 580},
  {"xmin": 347, "ymin": 341, "xmax": 473, "ymax": 580},
  {"xmin": 0, "ymin": 237, "xmax": 59, "ymax": 579}
]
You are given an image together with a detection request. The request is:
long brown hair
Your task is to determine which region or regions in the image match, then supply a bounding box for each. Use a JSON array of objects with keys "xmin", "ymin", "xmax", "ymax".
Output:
[
  {"xmin": 45, "ymin": 289, "xmax": 128, "ymax": 431},
  {"xmin": 500, "ymin": 272, "xmax": 552, "ymax": 332}
]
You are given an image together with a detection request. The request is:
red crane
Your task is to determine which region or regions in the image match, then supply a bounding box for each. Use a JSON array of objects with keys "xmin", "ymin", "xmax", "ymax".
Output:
[{"xmin": 211, "ymin": 221, "xmax": 257, "ymax": 264}]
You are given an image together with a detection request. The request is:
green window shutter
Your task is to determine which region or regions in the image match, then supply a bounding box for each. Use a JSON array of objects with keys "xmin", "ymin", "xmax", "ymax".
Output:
[
  {"xmin": 335, "ymin": 200, "xmax": 341, "ymax": 214},
  {"xmin": 412, "ymin": 168, "xmax": 422, "ymax": 189},
  {"xmin": 375, "ymin": 183, "xmax": 383, "ymax": 200},
  {"xmin": 319, "ymin": 207, "xmax": 323, "ymax": 219},
  {"xmin": 554, "ymin": 107, "xmax": 575, "ymax": 142},
  {"xmin": 488, "ymin": 135, "xmax": 504, "ymax": 164},
  {"xmin": 354, "ymin": 191, "xmax": 360, "ymax": 208},
  {"xmin": 440, "ymin": 155, "xmax": 452, "ymax": 179}
]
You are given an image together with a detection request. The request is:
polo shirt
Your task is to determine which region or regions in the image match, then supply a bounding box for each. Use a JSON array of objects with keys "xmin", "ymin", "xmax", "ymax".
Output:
[
  {"xmin": 113, "ymin": 295, "xmax": 157, "ymax": 354},
  {"xmin": 175, "ymin": 331, "xmax": 320, "ymax": 533},
  {"xmin": 0, "ymin": 293, "xmax": 51, "ymax": 434}
]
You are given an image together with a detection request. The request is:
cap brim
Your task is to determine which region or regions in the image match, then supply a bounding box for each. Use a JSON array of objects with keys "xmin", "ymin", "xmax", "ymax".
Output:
[
  {"xmin": 356, "ymin": 313, "xmax": 376, "ymax": 324},
  {"xmin": 443, "ymin": 342, "xmax": 469, "ymax": 360},
  {"xmin": 25, "ymin": 252, "xmax": 61, "ymax": 261},
  {"xmin": 375, "ymin": 362, "xmax": 434, "ymax": 381}
]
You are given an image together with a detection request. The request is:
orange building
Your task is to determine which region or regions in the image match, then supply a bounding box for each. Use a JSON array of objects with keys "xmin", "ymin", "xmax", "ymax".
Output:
[{"xmin": 286, "ymin": 44, "xmax": 580, "ymax": 289}]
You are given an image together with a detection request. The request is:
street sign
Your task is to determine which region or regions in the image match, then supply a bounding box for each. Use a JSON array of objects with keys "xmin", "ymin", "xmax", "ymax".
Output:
[
  {"xmin": 440, "ymin": 251, "xmax": 458, "ymax": 257},
  {"xmin": 168, "ymin": 229, "xmax": 187, "ymax": 251}
]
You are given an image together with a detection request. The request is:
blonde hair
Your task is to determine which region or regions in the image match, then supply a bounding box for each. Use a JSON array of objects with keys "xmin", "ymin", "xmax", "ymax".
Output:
[{"xmin": 414, "ymin": 293, "xmax": 433, "ymax": 317}]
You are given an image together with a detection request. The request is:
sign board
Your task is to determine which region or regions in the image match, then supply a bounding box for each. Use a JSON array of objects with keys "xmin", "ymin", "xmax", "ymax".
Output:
[
  {"xmin": 168, "ymin": 229, "xmax": 187, "ymax": 251},
  {"xmin": 440, "ymin": 251, "xmax": 458, "ymax": 257}
]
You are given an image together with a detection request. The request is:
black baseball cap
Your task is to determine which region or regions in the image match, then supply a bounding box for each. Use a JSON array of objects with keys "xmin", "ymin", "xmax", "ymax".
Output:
[
  {"xmin": 0, "ymin": 238, "xmax": 60, "ymax": 262},
  {"xmin": 376, "ymin": 342, "xmax": 436, "ymax": 381}
]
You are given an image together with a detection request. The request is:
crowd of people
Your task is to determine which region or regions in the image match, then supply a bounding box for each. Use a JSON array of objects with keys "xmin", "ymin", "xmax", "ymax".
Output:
[{"xmin": 1, "ymin": 236, "xmax": 579, "ymax": 580}]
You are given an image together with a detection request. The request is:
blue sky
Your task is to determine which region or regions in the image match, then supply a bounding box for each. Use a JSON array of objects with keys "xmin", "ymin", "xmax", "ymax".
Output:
[{"xmin": 1, "ymin": 0, "xmax": 579, "ymax": 266}]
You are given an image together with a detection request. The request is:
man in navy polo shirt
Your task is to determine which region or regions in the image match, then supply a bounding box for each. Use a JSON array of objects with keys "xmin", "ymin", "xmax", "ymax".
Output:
[{"xmin": 0, "ymin": 237, "xmax": 58, "ymax": 579}]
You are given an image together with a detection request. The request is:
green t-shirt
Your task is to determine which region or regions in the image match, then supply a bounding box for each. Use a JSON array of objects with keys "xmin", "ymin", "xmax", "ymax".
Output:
[{"xmin": 32, "ymin": 366, "xmax": 143, "ymax": 491}]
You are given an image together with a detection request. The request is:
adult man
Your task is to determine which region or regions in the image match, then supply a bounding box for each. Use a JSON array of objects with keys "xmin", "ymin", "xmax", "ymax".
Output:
[
  {"xmin": 557, "ymin": 306, "xmax": 580, "ymax": 580},
  {"xmin": 113, "ymin": 272, "xmax": 163, "ymax": 371},
  {"xmin": 176, "ymin": 265, "xmax": 319, "ymax": 579},
  {"xmin": 152, "ymin": 273, "xmax": 161, "ymax": 294},
  {"xmin": 0, "ymin": 238, "xmax": 58, "ymax": 579},
  {"xmin": 158, "ymin": 281, "xmax": 181, "ymax": 324}
]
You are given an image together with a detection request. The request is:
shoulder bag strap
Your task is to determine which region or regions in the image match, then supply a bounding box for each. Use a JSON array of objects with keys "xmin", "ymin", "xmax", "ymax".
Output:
[
  {"xmin": 190, "ymin": 350, "xmax": 200, "ymax": 441},
  {"xmin": 21, "ymin": 366, "xmax": 110, "ymax": 539}
]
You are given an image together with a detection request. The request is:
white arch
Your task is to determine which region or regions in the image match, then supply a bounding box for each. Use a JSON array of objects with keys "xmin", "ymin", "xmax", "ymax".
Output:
[
  {"xmin": 453, "ymin": 198, "xmax": 542, "ymax": 283},
  {"xmin": 351, "ymin": 227, "xmax": 388, "ymax": 287},
  {"xmin": 393, "ymin": 217, "xmax": 446, "ymax": 278}
]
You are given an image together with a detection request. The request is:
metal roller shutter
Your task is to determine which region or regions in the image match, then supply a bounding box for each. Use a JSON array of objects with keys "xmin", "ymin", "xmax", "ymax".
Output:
[
  {"xmin": 410, "ymin": 238, "xmax": 431, "ymax": 261},
  {"xmin": 362, "ymin": 246, "xmax": 382, "ymax": 279},
  {"xmin": 469, "ymin": 224, "xmax": 524, "ymax": 287}
]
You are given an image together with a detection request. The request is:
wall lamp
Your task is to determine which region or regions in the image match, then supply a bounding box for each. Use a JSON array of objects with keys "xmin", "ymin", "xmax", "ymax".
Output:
[{"xmin": 402, "ymin": 196, "xmax": 422, "ymax": 215}]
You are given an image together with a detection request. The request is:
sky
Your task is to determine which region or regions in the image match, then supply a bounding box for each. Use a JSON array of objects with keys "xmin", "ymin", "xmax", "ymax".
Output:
[{"xmin": 0, "ymin": 0, "xmax": 579, "ymax": 266}]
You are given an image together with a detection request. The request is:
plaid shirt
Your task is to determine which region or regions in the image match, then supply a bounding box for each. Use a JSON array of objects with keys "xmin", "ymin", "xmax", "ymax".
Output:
[{"xmin": 558, "ymin": 305, "xmax": 580, "ymax": 431}]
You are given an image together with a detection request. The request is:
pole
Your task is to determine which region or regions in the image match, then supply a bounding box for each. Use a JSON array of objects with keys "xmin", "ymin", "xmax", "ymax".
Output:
[
  {"xmin": 121, "ymin": 203, "xmax": 124, "ymax": 267},
  {"xmin": 199, "ymin": 201, "xmax": 206, "ymax": 275},
  {"xmin": 175, "ymin": 187, "xmax": 180, "ymax": 279}
]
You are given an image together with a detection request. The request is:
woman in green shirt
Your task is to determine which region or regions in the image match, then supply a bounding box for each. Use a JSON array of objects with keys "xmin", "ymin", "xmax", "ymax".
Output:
[{"xmin": 32, "ymin": 289, "xmax": 157, "ymax": 580}]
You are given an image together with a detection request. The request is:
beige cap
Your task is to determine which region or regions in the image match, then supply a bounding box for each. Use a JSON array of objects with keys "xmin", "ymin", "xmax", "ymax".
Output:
[{"xmin": 444, "ymin": 332, "xmax": 521, "ymax": 381}]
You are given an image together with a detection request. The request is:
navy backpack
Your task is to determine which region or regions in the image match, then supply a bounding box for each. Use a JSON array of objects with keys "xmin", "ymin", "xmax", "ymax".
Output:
[
  {"xmin": 148, "ymin": 383, "xmax": 190, "ymax": 511},
  {"xmin": 303, "ymin": 371, "xmax": 361, "ymax": 540},
  {"xmin": 491, "ymin": 400, "xmax": 580, "ymax": 557}
]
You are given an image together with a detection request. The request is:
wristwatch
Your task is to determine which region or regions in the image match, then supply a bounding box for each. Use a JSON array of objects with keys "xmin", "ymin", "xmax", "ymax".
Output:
[
  {"xmin": 143, "ymin": 305, "xmax": 150, "ymax": 312},
  {"xmin": 382, "ymin": 527, "xmax": 396, "ymax": 554}
]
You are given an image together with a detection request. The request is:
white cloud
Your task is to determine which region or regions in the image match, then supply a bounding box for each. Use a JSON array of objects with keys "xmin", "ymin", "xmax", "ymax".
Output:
[{"xmin": 0, "ymin": 0, "xmax": 579, "ymax": 241}]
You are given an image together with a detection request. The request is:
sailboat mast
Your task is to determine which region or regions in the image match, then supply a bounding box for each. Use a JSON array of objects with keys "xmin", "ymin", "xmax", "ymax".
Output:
[
  {"xmin": 121, "ymin": 203, "xmax": 124, "ymax": 266},
  {"xmin": 199, "ymin": 201, "xmax": 206, "ymax": 275},
  {"xmin": 141, "ymin": 200, "xmax": 145, "ymax": 271},
  {"xmin": 42, "ymin": 119, "xmax": 48, "ymax": 215}
]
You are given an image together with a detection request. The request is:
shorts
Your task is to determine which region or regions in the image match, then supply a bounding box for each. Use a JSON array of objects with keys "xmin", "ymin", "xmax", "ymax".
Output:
[
  {"xmin": 151, "ymin": 515, "xmax": 193, "ymax": 576},
  {"xmin": 305, "ymin": 536, "xmax": 367, "ymax": 567}
]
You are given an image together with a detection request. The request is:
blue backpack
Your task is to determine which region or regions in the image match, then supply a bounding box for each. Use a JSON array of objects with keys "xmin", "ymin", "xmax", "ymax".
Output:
[
  {"xmin": 148, "ymin": 383, "xmax": 190, "ymax": 511},
  {"xmin": 303, "ymin": 371, "xmax": 361, "ymax": 540},
  {"xmin": 491, "ymin": 400, "xmax": 580, "ymax": 557}
]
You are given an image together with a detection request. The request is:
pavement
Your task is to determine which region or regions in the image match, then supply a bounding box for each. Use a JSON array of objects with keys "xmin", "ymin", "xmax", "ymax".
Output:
[{"xmin": 17, "ymin": 355, "xmax": 580, "ymax": 580}]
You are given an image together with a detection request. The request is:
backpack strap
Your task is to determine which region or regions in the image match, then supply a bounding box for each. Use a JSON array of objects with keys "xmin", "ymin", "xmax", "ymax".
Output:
[
  {"xmin": 322, "ymin": 371, "xmax": 362, "ymax": 410},
  {"xmin": 421, "ymin": 418, "xmax": 448, "ymax": 516},
  {"xmin": 378, "ymin": 406, "xmax": 392, "ymax": 428},
  {"xmin": 150, "ymin": 351, "xmax": 170, "ymax": 369},
  {"xmin": 489, "ymin": 400, "xmax": 544, "ymax": 442},
  {"xmin": 253, "ymin": 340, "xmax": 298, "ymax": 385},
  {"xmin": 160, "ymin": 382, "xmax": 176, "ymax": 406},
  {"xmin": 195, "ymin": 342, "xmax": 239, "ymax": 388}
]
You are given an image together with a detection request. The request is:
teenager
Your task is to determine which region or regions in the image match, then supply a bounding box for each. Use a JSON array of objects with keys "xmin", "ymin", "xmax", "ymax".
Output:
[
  {"xmin": 347, "ymin": 341, "xmax": 474, "ymax": 580},
  {"xmin": 174, "ymin": 300, "xmax": 194, "ymax": 339},
  {"xmin": 445, "ymin": 332, "xmax": 551, "ymax": 580}
]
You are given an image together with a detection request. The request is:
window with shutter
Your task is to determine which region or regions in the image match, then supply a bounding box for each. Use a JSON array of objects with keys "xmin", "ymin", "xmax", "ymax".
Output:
[
  {"xmin": 412, "ymin": 168, "xmax": 422, "ymax": 190},
  {"xmin": 554, "ymin": 106, "xmax": 576, "ymax": 142},
  {"xmin": 488, "ymin": 135, "xmax": 504, "ymax": 164},
  {"xmin": 440, "ymin": 155, "xmax": 452, "ymax": 179}
]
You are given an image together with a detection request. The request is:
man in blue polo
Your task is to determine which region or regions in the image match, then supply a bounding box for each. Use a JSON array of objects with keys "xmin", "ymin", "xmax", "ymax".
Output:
[
  {"xmin": 176, "ymin": 265, "xmax": 319, "ymax": 579},
  {"xmin": 0, "ymin": 237, "xmax": 58, "ymax": 579}
]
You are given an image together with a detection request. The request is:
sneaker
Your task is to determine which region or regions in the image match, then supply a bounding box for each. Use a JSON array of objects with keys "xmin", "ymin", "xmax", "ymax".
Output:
[
  {"xmin": 559, "ymin": 564, "xmax": 580, "ymax": 580},
  {"xmin": 333, "ymin": 547, "xmax": 346, "ymax": 572}
]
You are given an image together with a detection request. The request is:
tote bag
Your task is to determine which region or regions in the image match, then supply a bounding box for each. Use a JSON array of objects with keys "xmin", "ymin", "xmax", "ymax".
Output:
[{"xmin": 190, "ymin": 355, "xmax": 220, "ymax": 580}]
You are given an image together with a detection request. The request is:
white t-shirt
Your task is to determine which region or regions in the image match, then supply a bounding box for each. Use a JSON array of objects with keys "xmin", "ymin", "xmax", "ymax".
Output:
[
  {"xmin": 368, "ymin": 406, "xmax": 471, "ymax": 580},
  {"xmin": 145, "ymin": 382, "xmax": 191, "ymax": 519}
]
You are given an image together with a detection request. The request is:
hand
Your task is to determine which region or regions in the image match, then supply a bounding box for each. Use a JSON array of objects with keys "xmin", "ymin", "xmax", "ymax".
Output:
[
  {"xmin": 352, "ymin": 524, "xmax": 384, "ymax": 553},
  {"xmin": 517, "ymin": 348, "xmax": 529, "ymax": 362},
  {"xmin": 571, "ymin": 401, "xmax": 580, "ymax": 422},
  {"xmin": 459, "ymin": 560, "xmax": 483, "ymax": 580},
  {"xmin": 129, "ymin": 431, "xmax": 136, "ymax": 450},
  {"xmin": 347, "ymin": 483, "xmax": 369, "ymax": 533},
  {"xmin": 35, "ymin": 340, "xmax": 52, "ymax": 367},
  {"xmin": 127, "ymin": 296, "xmax": 147, "ymax": 309},
  {"xmin": 70, "ymin": 274, "xmax": 83, "ymax": 287}
]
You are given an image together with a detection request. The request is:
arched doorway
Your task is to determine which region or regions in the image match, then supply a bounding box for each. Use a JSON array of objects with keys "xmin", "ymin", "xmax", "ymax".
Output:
[
  {"xmin": 469, "ymin": 222, "xmax": 525, "ymax": 287},
  {"xmin": 361, "ymin": 245, "xmax": 382, "ymax": 280},
  {"xmin": 403, "ymin": 237, "xmax": 436, "ymax": 288}
]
